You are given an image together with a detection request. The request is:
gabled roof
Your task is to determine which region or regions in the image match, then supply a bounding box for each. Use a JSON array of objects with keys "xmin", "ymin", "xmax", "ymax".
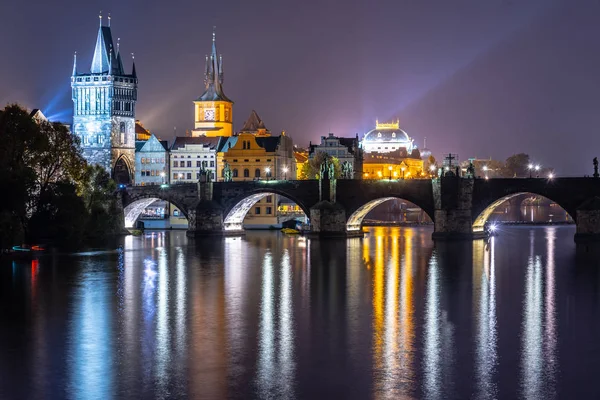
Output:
[
  {"xmin": 240, "ymin": 110, "xmax": 267, "ymax": 132},
  {"xmin": 136, "ymin": 134, "xmax": 169, "ymax": 153},
  {"xmin": 217, "ymin": 136, "xmax": 238, "ymax": 152},
  {"xmin": 255, "ymin": 137, "xmax": 280, "ymax": 153},
  {"xmin": 171, "ymin": 136, "xmax": 221, "ymax": 151}
]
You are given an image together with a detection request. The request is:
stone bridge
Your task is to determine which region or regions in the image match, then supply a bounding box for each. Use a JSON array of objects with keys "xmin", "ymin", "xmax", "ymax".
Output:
[{"xmin": 119, "ymin": 177, "xmax": 600, "ymax": 242}]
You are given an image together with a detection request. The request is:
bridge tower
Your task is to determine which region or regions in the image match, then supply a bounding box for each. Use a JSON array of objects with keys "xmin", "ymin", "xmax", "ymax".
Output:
[{"xmin": 71, "ymin": 14, "xmax": 137, "ymax": 184}]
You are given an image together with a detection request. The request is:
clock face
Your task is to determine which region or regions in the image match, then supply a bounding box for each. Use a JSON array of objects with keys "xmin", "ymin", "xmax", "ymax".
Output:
[{"xmin": 204, "ymin": 109, "xmax": 215, "ymax": 121}]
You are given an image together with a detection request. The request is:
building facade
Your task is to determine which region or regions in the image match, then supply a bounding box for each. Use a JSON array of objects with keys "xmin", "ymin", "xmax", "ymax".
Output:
[
  {"xmin": 170, "ymin": 137, "xmax": 220, "ymax": 183},
  {"xmin": 71, "ymin": 17, "xmax": 137, "ymax": 184},
  {"xmin": 135, "ymin": 120, "xmax": 151, "ymax": 141},
  {"xmin": 363, "ymin": 150, "xmax": 424, "ymax": 179},
  {"xmin": 217, "ymin": 113, "xmax": 296, "ymax": 228},
  {"xmin": 134, "ymin": 134, "xmax": 169, "ymax": 186},
  {"xmin": 191, "ymin": 30, "xmax": 233, "ymax": 138},
  {"xmin": 308, "ymin": 132, "xmax": 363, "ymax": 179}
]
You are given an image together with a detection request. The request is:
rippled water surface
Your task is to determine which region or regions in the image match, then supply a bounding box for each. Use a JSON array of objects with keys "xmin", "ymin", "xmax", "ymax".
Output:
[{"xmin": 2, "ymin": 226, "xmax": 600, "ymax": 399}]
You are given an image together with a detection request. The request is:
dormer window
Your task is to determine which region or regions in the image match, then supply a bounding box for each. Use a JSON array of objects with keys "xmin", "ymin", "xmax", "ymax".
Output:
[
  {"xmin": 392, "ymin": 132, "xmax": 396, "ymax": 138},
  {"xmin": 377, "ymin": 132, "xmax": 382, "ymax": 138}
]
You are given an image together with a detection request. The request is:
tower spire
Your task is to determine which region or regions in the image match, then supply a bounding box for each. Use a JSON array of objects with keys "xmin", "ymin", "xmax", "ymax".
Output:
[
  {"xmin": 108, "ymin": 13, "xmax": 111, "ymax": 27},
  {"xmin": 72, "ymin": 51, "xmax": 77, "ymax": 76},
  {"xmin": 99, "ymin": 11, "xmax": 102, "ymax": 27},
  {"xmin": 131, "ymin": 53, "xmax": 137, "ymax": 78}
]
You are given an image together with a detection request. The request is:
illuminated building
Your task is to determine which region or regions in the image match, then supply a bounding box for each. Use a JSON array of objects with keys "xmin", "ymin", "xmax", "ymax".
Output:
[
  {"xmin": 361, "ymin": 119, "xmax": 424, "ymax": 179},
  {"xmin": 170, "ymin": 137, "xmax": 220, "ymax": 183},
  {"xmin": 135, "ymin": 120, "xmax": 151, "ymax": 141},
  {"xmin": 71, "ymin": 15, "xmax": 137, "ymax": 184},
  {"xmin": 217, "ymin": 111, "xmax": 297, "ymax": 228},
  {"xmin": 308, "ymin": 133, "xmax": 363, "ymax": 178},
  {"xmin": 362, "ymin": 120, "xmax": 415, "ymax": 155},
  {"xmin": 191, "ymin": 30, "xmax": 233, "ymax": 137},
  {"xmin": 134, "ymin": 135, "xmax": 169, "ymax": 186},
  {"xmin": 294, "ymin": 148, "xmax": 309, "ymax": 179},
  {"xmin": 362, "ymin": 150, "xmax": 424, "ymax": 179}
]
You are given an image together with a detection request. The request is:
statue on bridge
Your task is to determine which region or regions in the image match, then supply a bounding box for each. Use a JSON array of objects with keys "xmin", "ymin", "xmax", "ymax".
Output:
[
  {"xmin": 223, "ymin": 161, "xmax": 233, "ymax": 182},
  {"xmin": 466, "ymin": 161, "xmax": 475, "ymax": 178},
  {"xmin": 341, "ymin": 161, "xmax": 353, "ymax": 179},
  {"xmin": 594, "ymin": 157, "xmax": 599, "ymax": 178},
  {"xmin": 328, "ymin": 159, "xmax": 335, "ymax": 180}
]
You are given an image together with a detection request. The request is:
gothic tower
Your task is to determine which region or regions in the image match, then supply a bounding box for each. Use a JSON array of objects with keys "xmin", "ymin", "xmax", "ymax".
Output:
[
  {"xmin": 191, "ymin": 29, "xmax": 233, "ymax": 137},
  {"xmin": 71, "ymin": 15, "xmax": 137, "ymax": 184}
]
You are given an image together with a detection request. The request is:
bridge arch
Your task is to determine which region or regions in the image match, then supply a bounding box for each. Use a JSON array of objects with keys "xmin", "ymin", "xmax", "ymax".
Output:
[
  {"xmin": 123, "ymin": 193, "xmax": 190, "ymax": 229},
  {"xmin": 222, "ymin": 189, "xmax": 310, "ymax": 231},
  {"xmin": 472, "ymin": 192, "xmax": 574, "ymax": 233},
  {"xmin": 346, "ymin": 197, "xmax": 434, "ymax": 232}
]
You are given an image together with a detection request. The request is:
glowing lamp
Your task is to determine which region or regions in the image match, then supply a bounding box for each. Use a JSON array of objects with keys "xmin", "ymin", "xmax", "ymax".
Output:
[
  {"xmin": 388, "ymin": 165, "xmax": 393, "ymax": 171},
  {"xmin": 482, "ymin": 166, "xmax": 488, "ymax": 171},
  {"xmin": 429, "ymin": 165, "xmax": 436, "ymax": 171}
]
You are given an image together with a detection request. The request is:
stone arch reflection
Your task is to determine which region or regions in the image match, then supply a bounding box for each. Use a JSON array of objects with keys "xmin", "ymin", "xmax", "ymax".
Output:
[
  {"xmin": 346, "ymin": 197, "xmax": 433, "ymax": 232},
  {"xmin": 472, "ymin": 193, "xmax": 573, "ymax": 233}
]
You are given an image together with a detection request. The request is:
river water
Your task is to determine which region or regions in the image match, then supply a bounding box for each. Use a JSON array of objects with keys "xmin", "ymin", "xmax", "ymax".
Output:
[{"xmin": 1, "ymin": 226, "xmax": 599, "ymax": 399}]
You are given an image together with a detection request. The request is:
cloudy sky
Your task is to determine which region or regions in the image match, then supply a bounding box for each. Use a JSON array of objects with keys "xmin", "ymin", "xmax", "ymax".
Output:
[{"xmin": 1, "ymin": 0, "xmax": 599, "ymax": 175}]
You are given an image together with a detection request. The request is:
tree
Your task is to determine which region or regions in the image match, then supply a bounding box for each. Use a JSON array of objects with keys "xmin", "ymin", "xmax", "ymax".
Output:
[
  {"xmin": 301, "ymin": 152, "xmax": 342, "ymax": 179},
  {"xmin": 503, "ymin": 153, "xmax": 530, "ymax": 178}
]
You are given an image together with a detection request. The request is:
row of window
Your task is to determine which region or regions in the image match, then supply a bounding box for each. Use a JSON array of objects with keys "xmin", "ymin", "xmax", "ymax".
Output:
[
  {"xmin": 224, "ymin": 168, "xmax": 272, "ymax": 178},
  {"xmin": 252, "ymin": 206, "xmax": 273, "ymax": 215},
  {"xmin": 75, "ymin": 76, "xmax": 135, "ymax": 83},
  {"xmin": 172, "ymin": 172, "xmax": 216, "ymax": 180},
  {"xmin": 231, "ymin": 158, "xmax": 271, "ymax": 162},
  {"xmin": 140, "ymin": 170, "xmax": 164, "ymax": 177},
  {"xmin": 173, "ymin": 161, "xmax": 215, "ymax": 168},
  {"xmin": 141, "ymin": 158, "xmax": 166, "ymax": 164},
  {"xmin": 172, "ymin": 154, "xmax": 214, "ymax": 159}
]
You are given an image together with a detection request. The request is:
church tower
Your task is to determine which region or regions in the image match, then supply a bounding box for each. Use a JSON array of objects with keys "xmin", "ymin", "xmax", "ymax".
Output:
[
  {"xmin": 191, "ymin": 29, "xmax": 233, "ymax": 137},
  {"xmin": 71, "ymin": 15, "xmax": 138, "ymax": 184}
]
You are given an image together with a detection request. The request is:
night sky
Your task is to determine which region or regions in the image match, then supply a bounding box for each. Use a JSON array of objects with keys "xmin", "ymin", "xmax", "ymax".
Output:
[{"xmin": 1, "ymin": 0, "xmax": 599, "ymax": 175}]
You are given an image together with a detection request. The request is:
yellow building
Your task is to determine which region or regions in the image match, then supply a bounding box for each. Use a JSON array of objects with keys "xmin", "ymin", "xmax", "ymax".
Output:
[
  {"xmin": 363, "ymin": 151, "xmax": 424, "ymax": 179},
  {"xmin": 294, "ymin": 148, "xmax": 308, "ymax": 179},
  {"xmin": 135, "ymin": 120, "xmax": 151, "ymax": 141},
  {"xmin": 191, "ymin": 31, "xmax": 233, "ymax": 138},
  {"xmin": 217, "ymin": 111, "xmax": 297, "ymax": 228}
]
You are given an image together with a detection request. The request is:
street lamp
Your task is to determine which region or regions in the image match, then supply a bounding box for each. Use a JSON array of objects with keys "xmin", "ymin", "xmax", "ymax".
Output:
[
  {"xmin": 388, "ymin": 165, "xmax": 393, "ymax": 180},
  {"xmin": 401, "ymin": 166, "xmax": 406, "ymax": 179},
  {"xmin": 282, "ymin": 166, "xmax": 288, "ymax": 180},
  {"xmin": 265, "ymin": 166, "xmax": 271, "ymax": 181},
  {"xmin": 548, "ymin": 172, "xmax": 554, "ymax": 179},
  {"xmin": 377, "ymin": 171, "xmax": 382, "ymax": 179},
  {"xmin": 535, "ymin": 164, "xmax": 540, "ymax": 178},
  {"xmin": 160, "ymin": 171, "xmax": 165, "ymax": 184},
  {"xmin": 482, "ymin": 165, "xmax": 488, "ymax": 180},
  {"xmin": 528, "ymin": 163, "xmax": 534, "ymax": 178}
]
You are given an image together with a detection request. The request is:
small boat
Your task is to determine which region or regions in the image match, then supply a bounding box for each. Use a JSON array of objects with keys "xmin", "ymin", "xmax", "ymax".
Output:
[
  {"xmin": 281, "ymin": 228, "xmax": 300, "ymax": 234},
  {"xmin": 12, "ymin": 245, "xmax": 46, "ymax": 252}
]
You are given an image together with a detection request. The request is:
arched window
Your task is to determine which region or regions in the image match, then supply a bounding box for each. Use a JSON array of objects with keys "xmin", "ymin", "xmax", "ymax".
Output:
[
  {"xmin": 244, "ymin": 169, "xmax": 250, "ymax": 178},
  {"xmin": 120, "ymin": 122, "xmax": 126, "ymax": 144},
  {"xmin": 255, "ymin": 168, "xmax": 261, "ymax": 178},
  {"xmin": 233, "ymin": 169, "xmax": 238, "ymax": 178}
]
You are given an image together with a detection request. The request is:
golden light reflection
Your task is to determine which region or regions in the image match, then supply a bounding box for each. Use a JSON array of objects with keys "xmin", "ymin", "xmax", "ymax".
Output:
[{"xmin": 368, "ymin": 227, "xmax": 416, "ymax": 399}]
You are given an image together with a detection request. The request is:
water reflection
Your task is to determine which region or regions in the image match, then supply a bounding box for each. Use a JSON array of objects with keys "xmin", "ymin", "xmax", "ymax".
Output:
[
  {"xmin": 473, "ymin": 238, "xmax": 498, "ymax": 399},
  {"xmin": 521, "ymin": 228, "xmax": 558, "ymax": 399},
  {"xmin": 2, "ymin": 226, "xmax": 596, "ymax": 399}
]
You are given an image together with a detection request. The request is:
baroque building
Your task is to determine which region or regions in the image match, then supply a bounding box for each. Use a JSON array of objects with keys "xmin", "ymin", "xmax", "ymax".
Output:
[
  {"xmin": 191, "ymin": 30, "xmax": 233, "ymax": 137},
  {"xmin": 362, "ymin": 120, "xmax": 415, "ymax": 154},
  {"xmin": 308, "ymin": 132, "xmax": 363, "ymax": 179},
  {"xmin": 71, "ymin": 16, "xmax": 137, "ymax": 184}
]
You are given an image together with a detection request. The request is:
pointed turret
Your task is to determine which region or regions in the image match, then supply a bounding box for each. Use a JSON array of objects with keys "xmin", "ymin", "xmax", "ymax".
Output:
[
  {"xmin": 90, "ymin": 14, "xmax": 119, "ymax": 74},
  {"xmin": 197, "ymin": 28, "xmax": 231, "ymax": 102},
  {"xmin": 72, "ymin": 52, "xmax": 77, "ymax": 76},
  {"xmin": 132, "ymin": 60, "xmax": 137, "ymax": 78}
]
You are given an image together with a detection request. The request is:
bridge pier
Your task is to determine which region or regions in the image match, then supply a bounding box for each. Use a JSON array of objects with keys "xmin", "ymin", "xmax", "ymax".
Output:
[
  {"xmin": 431, "ymin": 177, "xmax": 484, "ymax": 240},
  {"xmin": 310, "ymin": 201, "xmax": 355, "ymax": 237},
  {"xmin": 574, "ymin": 197, "xmax": 600, "ymax": 243},
  {"xmin": 186, "ymin": 201, "xmax": 227, "ymax": 237}
]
